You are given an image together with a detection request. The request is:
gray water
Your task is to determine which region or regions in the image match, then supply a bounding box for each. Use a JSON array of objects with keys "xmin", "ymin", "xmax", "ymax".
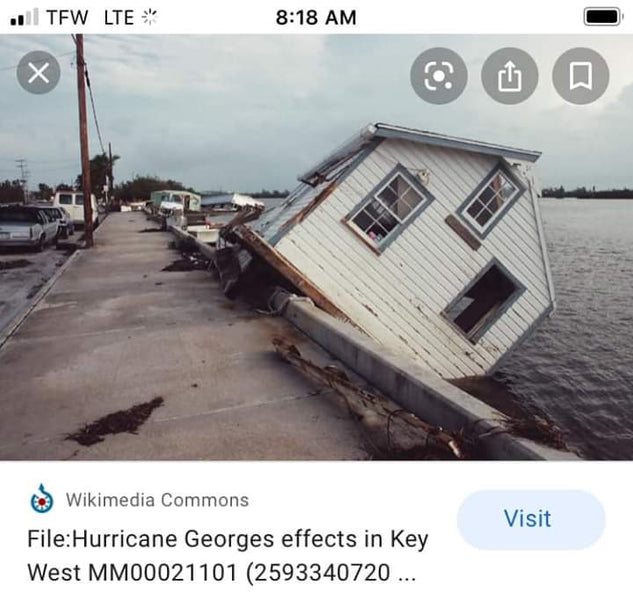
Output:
[{"xmin": 494, "ymin": 199, "xmax": 633, "ymax": 459}]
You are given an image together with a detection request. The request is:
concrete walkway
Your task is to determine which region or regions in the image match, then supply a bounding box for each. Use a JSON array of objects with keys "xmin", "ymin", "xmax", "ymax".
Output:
[{"xmin": 0, "ymin": 212, "xmax": 367, "ymax": 460}]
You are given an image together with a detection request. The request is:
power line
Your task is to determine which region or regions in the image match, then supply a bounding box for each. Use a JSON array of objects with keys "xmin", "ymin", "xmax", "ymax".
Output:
[
  {"xmin": 0, "ymin": 157, "xmax": 77, "ymax": 164},
  {"xmin": 84, "ymin": 66, "xmax": 106, "ymax": 154},
  {"xmin": 0, "ymin": 50, "xmax": 75, "ymax": 72}
]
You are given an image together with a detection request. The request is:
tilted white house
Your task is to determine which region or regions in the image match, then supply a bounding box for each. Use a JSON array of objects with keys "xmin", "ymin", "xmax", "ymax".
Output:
[{"xmin": 254, "ymin": 123, "xmax": 556, "ymax": 379}]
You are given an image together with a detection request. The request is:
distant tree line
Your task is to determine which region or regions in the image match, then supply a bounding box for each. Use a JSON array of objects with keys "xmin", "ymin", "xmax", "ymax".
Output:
[
  {"xmin": 115, "ymin": 175, "xmax": 197, "ymax": 203},
  {"xmin": 0, "ymin": 180, "xmax": 57, "ymax": 204},
  {"xmin": 1, "ymin": 148, "xmax": 289, "ymax": 205},
  {"xmin": 0, "ymin": 180, "xmax": 25, "ymax": 204},
  {"xmin": 542, "ymin": 186, "xmax": 633, "ymax": 199}
]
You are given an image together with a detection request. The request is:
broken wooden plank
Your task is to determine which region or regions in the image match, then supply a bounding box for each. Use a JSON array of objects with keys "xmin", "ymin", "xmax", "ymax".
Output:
[
  {"xmin": 230, "ymin": 224, "xmax": 350, "ymax": 321},
  {"xmin": 278, "ymin": 181, "xmax": 338, "ymax": 234},
  {"xmin": 272, "ymin": 337, "xmax": 464, "ymax": 459},
  {"xmin": 221, "ymin": 205, "xmax": 264, "ymax": 233}
]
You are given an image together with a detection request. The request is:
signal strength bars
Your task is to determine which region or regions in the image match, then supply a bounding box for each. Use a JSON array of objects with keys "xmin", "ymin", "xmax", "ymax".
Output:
[{"xmin": 10, "ymin": 8, "xmax": 39, "ymax": 26}]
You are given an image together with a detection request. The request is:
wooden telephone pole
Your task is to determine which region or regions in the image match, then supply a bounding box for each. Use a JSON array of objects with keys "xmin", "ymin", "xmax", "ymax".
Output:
[
  {"xmin": 76, "ymin": 34, "xmax": 94, "ymax": 248},
  {"xmin": 108, "ymin": 142, "xmax": 114, "ymax": 209}
]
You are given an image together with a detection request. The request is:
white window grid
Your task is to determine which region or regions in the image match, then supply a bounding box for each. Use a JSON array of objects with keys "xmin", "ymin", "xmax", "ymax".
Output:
[
  {"xmin": 463, "ymin": 170, "xmax": 518, "ymax": 233},
  {"xmin": 349, "ymin": 172, "xmax": 424, "ymax": 244}
]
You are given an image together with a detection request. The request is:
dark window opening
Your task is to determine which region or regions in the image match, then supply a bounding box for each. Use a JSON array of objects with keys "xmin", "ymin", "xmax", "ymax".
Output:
[{"xmin": 445, "ymin": 263, "xmax": 519, "ymax": 342}]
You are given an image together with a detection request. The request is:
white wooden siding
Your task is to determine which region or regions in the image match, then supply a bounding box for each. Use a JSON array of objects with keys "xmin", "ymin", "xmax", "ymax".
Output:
[{"xmin": 273, "ymin": 138, "xmax": 553, "ymax": 379}]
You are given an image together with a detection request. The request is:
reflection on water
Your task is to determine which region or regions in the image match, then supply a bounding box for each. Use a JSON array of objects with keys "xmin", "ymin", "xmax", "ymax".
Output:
[{"xmin": 494, "ymin": 199, "xmax": 633, "ymax": 459}]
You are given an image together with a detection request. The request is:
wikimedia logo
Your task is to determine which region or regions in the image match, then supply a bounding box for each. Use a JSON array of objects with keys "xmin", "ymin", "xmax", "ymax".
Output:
[{"xmin": 31, "ymin": 484, "xmax": 54, "ymax": 514}]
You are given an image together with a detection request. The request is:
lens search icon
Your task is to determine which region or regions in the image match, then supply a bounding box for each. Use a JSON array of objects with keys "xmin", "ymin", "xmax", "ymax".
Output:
[{"xmin": 31, "ymin": 483, "xmax": 54, "ymax": 513}]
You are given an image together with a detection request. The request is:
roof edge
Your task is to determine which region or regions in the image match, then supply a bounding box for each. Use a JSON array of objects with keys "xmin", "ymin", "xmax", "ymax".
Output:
[
  {"xmin": 373, "ymin": 122, "xmax": 542, "ymax": 163},
  {"xmin": 297, "ymin": 122, "xmax": 542, "ymax": 185},
  {"xmin": 297, "ymin": 123, "xmax": 378, "ymax": 185}
]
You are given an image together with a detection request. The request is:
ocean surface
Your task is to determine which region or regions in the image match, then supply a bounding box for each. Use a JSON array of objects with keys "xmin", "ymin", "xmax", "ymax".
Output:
[{"xmin": 493, "ymin": 199, "xmax": 633, "ymax": 459}]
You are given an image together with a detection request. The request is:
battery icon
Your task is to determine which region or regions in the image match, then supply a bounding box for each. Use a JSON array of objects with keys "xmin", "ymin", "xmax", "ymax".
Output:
[{"xmin": 584, "ymin": 7, "xmax": 621, "ymax": 25}]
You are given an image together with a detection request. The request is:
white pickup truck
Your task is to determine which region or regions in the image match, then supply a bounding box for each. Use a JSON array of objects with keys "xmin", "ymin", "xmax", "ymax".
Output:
[{"xmin": 0, "ymin": 205, "xmax": 59, "ymax": 251}]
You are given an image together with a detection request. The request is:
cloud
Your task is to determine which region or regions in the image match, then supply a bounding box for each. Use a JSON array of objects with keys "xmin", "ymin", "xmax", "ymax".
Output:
[{"xmin": 0, "ymin": 34, "xmax": 631, "ymax": 191}]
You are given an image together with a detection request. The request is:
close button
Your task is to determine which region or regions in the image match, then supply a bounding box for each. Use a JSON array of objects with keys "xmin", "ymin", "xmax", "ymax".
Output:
[
  {"xmin": 16, "ymin": 51, "xmax": 61, "ymax": 94},
  {"xmin": 458, "ymin": 490, "xmax": 605, "ymax": 550}
]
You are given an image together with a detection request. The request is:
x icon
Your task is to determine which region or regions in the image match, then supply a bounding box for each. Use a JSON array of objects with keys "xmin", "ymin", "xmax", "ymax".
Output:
[{"xmin": 28, "ymin": 61, "xmax": 50, "ymax": 84}]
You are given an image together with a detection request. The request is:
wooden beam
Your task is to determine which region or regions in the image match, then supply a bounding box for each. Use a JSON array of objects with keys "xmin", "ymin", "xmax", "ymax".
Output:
[{"xmin": 232, "ymin": 224, "xmax": 349, "ymax": 321}]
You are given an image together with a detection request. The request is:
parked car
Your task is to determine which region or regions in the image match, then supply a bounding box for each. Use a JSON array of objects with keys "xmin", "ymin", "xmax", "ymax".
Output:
[
  {"xmin": 30, "ymin": 205, "xmax": 75, "ymax": 239},
  {"xmin": 52, "ymin": 191, "xmax": 99, "ymax": 228},
  {"xmin": 58, "ymin": 206, "xmax": 75, "ymax": 238},
  {"xmin": 0, "ymin": 205, "xmax": 59, "ymax": 251}
]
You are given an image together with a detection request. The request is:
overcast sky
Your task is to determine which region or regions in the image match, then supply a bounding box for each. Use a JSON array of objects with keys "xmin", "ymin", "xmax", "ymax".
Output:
[{"xmin": 1, "ymin": 34, "xmax": 632, "ymax": 192}]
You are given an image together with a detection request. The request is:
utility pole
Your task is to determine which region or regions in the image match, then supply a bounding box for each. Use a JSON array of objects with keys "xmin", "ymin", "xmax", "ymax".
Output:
[
  {"xmin": 108, "ymin": 142, "xmax": 114, "ymax": 210},
  {"xmin": 75, "ymin": 34, "xmax": 94, "ymax": 248},
  {"xmin": 15, "ymin": 158, "xmax": 29, "ymax": 203}
]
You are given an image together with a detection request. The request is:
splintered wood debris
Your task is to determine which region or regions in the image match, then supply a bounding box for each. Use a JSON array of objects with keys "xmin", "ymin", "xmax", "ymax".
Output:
[{"xmin": 272, "ymin": 337, "xmax": 464, "ymax": 460}]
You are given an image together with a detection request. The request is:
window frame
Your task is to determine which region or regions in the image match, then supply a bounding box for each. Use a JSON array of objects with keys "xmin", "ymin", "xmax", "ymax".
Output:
[
  {"xmin": 456, "ymin": 161, "xmax": 526, "ymax": 240},
  {"xmin": 343, "ymin": 163, "xmax": 435, "ymax": 254},
  {"xmin": 442, "ymin": 258, "xmax": 526, "ymax": 344}
]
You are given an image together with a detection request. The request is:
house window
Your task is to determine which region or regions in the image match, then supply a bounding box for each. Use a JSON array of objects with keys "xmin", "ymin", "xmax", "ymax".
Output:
[
  {"xmin": 457, "ymin": 163, "xmax": 524, "ymax": 239},
  {"xmin": 444, "ymin": 260, "xmax": 524, "ymax": 343},
  {"xmin": 346, "ymin": 165, "xmax": 434, "ymax": 251}
]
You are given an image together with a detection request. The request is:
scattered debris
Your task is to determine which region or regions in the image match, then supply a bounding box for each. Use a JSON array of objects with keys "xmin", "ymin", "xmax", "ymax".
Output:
[
  {"xmin": 453, "ymin": 375, "xmax": 567, "ymax": 449},
  {"xmin": 155, "ymin": 282, "xmax": 164, "ymax": 286},
  {"xmin": 138, "ymin": 227, "xmax": 162, "ymax": 233},
  {"xmin": 272, "ymin": 337, "xmax": 464, "ymax": 460},
  {"xmin": 26, "ymin": 282, "xmax": 44, "ymax": 299},
  {"xmin": 65, "ymin": 397, "xmax": 165, "ymax": 446},
  {"xmin": 222, "ymin": 225, "xmax": 347, "ymax": 320},
  {"xmin": 0, "ymin": 259, "xmax": 32, "ymax": 271},
  {"xmin": 213, "ymin": 247, "xmax": 242, "ymax": 297},
  {"xmin": 56, "ymin": 241, "xmax": 79, "ymax": 253},
  {"xmin": 162, "ymin": 246, "xmax": 210, "ymax": 272},
  {"xmin": 501, "ymin": 415, "xmax": 567, "ymax": 450},
  {"xmin": 162, "ymin": 257, "xmax": 207, "ymax": 272}
]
